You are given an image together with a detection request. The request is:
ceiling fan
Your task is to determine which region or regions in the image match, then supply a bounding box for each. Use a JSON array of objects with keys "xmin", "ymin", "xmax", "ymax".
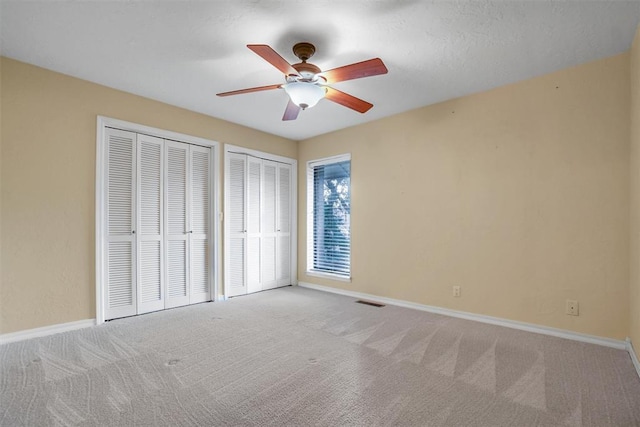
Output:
[{"xmin": 216, "ymin": 42, "xmax": 388, "ymax": 121}]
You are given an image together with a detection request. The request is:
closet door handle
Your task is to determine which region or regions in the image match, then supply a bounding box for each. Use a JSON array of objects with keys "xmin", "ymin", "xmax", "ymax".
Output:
[{"xmin": 131, "ymin": 230, "xmax": 135, "ymax": 234}]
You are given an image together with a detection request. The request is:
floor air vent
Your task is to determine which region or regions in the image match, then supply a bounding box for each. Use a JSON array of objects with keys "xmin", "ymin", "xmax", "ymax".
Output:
[{"xmin": 355, "ymin": 300, "xmax": 385, "ymax": 308}]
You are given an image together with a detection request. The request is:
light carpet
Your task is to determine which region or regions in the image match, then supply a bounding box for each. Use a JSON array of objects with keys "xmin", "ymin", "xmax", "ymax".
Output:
[{"xmin": 1, "ymin": 286, "xmax": 640, "ymax": 426}]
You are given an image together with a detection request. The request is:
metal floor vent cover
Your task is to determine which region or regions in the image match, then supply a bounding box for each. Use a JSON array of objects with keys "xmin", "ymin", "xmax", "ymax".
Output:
[{"xmin": 355, "ymin": 300, "xmax": 385, "ymax": 308}]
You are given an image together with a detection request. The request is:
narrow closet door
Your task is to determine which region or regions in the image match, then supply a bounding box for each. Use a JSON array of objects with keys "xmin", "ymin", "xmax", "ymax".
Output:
[
  {"xmin": 136, "ymin": 134, "xmax": 165, "ymax": 314},
  {"xmin": 246, "ymin": 157, "xmax": 262, "ymax": 294},
  {"xmin": 165, "ymin": 141, "xmax": 190, "ymax": 308},
  {"xmin": 104, "ymin": 128, "xmax": 137, "ymax": 320},
  {"xmin": 276, "ymin": 163, "xmax": 292, "ymax": 286},
  {"xmin": 190, "ymin": 145, "xmax": 212, "ymax": 303},
  {"xmin": 226, "ymin": 153, "xmax": 247, "ymax": 297},
  {"xmin": 261, "ymin": 160, "xmax": 278, "ymax": 290}
]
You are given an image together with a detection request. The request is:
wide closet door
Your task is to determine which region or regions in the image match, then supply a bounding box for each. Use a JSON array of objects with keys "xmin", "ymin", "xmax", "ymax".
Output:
[
  {"xmin": 225, "ymin": 153, "xmax": 293, "ymax": 297},
  {"xmin": 104, "ymin": 128, "xmax": 213, "ymax": 321}
]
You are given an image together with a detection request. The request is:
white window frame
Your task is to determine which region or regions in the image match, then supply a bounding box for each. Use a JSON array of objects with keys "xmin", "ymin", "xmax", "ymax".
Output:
[
  {"xmin": 95, "ymin": 116, "xmax": 220, "ymax": 325},
  {"xmin": 223, "ymin": 144, "xmax": 298, "ymax": 297},
  {"xmin": 306, "ymin": 153, "xmax": 352, "ymax": 282}
]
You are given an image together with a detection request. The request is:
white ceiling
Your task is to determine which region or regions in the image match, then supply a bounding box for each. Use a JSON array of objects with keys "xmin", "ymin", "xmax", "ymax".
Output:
[{"xmin": 1, "ymin": 1, "xmax": 639, "ymax": 141}]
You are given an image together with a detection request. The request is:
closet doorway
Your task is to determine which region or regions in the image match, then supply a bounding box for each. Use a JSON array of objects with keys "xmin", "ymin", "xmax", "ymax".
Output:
[
  {"xmin": 224, "ymin": 145, "xmax": 297, "ymax": 297},
  {"xmin": 96, "ymin": 117, "xmax": 219, "ymax": 323}
]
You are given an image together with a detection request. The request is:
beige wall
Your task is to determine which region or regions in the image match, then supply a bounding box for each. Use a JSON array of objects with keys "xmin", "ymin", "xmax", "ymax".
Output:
[
  {"xmin": 0, "ymin": 57, "xmax": 296, "ymax": 334},
  {"xmin": 1, "ymin": 49, "xmax": 636, "ymax": 342},
  {"xmin": 630, "ymin": 25, "xmax": 640, "ymax": 359},
  {"xmin": 299, "ymin": 53, "xmax": 631, "ymax": 340}
]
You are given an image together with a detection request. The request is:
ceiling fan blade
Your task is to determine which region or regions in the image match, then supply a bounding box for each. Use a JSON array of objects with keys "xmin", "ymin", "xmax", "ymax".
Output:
[
  {"xmin": 325, "ymin": 87, "xmax": 373, "ymax": 113},
  {"xmin": 282, "ymin": 99, "xmax": 301, "ymax": 121},
  {"xmin": 321, "ymin": 58, "xmax": 388, "ymax": 84},
  {"xmin": 216, "ymin": 84, "xmax": 282, "ymax": 97},
  {"xmin": 247, "ymin": 44, "xmax": 299, "ymax": 76}
]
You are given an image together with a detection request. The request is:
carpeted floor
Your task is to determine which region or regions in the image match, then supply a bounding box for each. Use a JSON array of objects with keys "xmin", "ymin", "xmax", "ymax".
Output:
[{"xmin": 1, "ymin": 286, "xmax": 640, "ymax": 426}]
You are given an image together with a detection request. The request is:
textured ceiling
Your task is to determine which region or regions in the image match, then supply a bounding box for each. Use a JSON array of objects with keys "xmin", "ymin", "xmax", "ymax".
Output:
[{"xmin": 1, "ymin": 1, "xmax": 639, "ymax": 141}]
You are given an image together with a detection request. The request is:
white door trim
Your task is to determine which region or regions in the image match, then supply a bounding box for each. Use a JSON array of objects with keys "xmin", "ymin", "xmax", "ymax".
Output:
[
  {"xmin": 223, "ymin": 144, "xmax": 298, "ymax": 298},
  {"xmin": 96, "ymin": 116, "xmax": 220, "ymax": 325}
]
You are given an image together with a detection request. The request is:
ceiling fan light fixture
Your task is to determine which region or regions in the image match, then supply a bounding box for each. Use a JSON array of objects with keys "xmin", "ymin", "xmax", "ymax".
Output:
[{"xmin": 283, "ymin": 82, "xmax": 326, "ymax": 110}]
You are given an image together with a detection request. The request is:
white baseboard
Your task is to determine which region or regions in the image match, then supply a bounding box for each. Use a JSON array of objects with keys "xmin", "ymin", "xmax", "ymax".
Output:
[
  {"xmin": 627, "ymin": 339, "xmax": 640, "ymax": 378},
  {"xmin": 0, "ymin": 319, "xmax": 96, "ymax": 345},
  {"xmin": 297, "ymin": 282, "xmax": 628, "ymax": 350}
]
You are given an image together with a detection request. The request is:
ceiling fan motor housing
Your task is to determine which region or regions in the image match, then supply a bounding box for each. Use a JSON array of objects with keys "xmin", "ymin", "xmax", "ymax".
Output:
[
  {"xmin": 291, "ymin": 42, "xmax": 322, "ymax": 80},
  {"xmin": 292, "ymin": 42, "xmax": 316, "ymax": 61}
]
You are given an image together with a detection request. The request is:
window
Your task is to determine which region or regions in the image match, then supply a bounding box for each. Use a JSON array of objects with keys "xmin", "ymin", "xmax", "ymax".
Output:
[{"xmin": 307, "ymin": 154, "xmax": 351, "ymax": 279}]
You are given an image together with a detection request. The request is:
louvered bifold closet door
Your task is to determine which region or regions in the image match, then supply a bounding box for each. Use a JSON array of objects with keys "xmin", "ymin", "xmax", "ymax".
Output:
[
  {"xmin": 189, "ymin": 145, "xmax": 212, "ymax": 303},
  {"xmin": 165, "ymin": 140, "xmax": 190, "ymax": 308},
  {"xmin": 276, "ymin": 163, "xmax": 292, "ymax": 286},
  {"xmin": 226, "ymin": 153, "xmax": 247, "ymax": 297},
  {"xmin": 247, "ymin": 157, "xmax": 262, "ymax": 294},
  {"xmin": 105, "ymin": 128, "xmax": 137, "ymax": 320},
  {"xmin": 136, "ymin": 134, "xmax": 165, "ymax": 314},
  {"xmin": 261, "ymin": 160, "xmax": 278, "ymax": 290}
]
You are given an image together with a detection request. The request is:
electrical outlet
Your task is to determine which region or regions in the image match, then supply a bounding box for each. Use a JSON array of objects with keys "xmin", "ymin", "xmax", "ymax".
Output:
[
  {"xmin": 566, "ymin": 299, "xmax": 579, "ymax": 316},
  {"xmin": 453, "ymin": 286, "xmax": 461, "ymax": 297}
]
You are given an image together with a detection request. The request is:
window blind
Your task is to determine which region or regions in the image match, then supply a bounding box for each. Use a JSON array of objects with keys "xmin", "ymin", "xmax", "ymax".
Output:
[{"xmin": 308, "ymin": 157, "xmax": 351, "ymax": 277}]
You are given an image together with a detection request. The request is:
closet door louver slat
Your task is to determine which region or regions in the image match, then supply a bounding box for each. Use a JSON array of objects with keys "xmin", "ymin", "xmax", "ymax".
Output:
[
  {"xmin": 191, "ymin": 239, "xmax": 209, "ymax": 296},
  {"xmin": 108, "ymin": 242, "xmax": 133, "ymax": 308},
  {"xmin": 167, "ymin": 241, "xmax": 187, "ymax": 298},
  {"xmin": 139, "ymin": 241, "xmax": 162, "ymax": 303},
  {"xmin": 278, "ymin": 165, "xmax": 291, "ymax": 234}
]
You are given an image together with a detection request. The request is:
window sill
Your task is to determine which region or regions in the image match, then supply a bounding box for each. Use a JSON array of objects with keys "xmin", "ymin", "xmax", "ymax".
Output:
[{"xmin": 306, "ymin": 270, "xmax": 352, "ymax": 283}]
